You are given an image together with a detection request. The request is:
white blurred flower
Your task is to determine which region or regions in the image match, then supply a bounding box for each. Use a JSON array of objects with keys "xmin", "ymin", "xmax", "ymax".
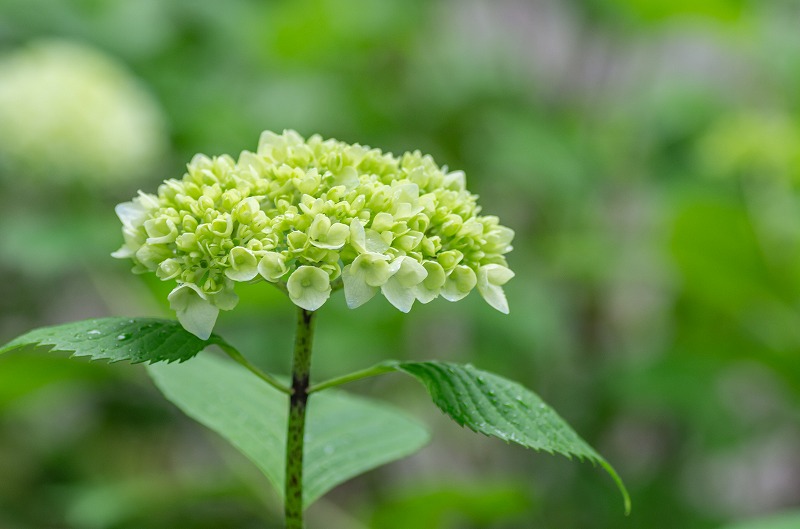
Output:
[{"xmin": 0, "ymin": 39, "xmax": 167, "ymax": 185}]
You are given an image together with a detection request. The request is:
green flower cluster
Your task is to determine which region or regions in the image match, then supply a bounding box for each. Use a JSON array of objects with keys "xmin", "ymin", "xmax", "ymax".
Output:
[{"xmin": 115, "ymin": 130, "xmax": 514, "ymax": 338}]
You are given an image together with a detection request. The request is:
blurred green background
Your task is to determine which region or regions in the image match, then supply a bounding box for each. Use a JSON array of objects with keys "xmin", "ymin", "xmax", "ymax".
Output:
[{"xmin": 1, "ymin": 0, "xmax": 800, "ymax": 528}]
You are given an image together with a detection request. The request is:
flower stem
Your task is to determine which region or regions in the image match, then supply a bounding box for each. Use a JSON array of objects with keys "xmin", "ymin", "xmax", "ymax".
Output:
[
  {"xmin": 285, "ymin": 307, "xmax": 315, "ymax": 529},
  {"xmin": 308, "ymin": 361, "xmax": 399, "ymax": 394},
  {"xmin": 217, "ymin": 341, "xmax": 292, "ymax": 395}
]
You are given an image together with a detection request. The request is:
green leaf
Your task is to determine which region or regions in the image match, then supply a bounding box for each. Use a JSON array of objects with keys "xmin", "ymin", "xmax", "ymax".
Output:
[
  {"xmin": 395, "ymin": 361, "xmax": 631, "ymax": 514},
  {"xmin": 301, "ymin": 388, "xmax": 430, "ymax": 505},
  {"xmin": 147, "ymin": 353, "xmax": 429, "ymax": 508},
  {"xmin": 0, "ymin": 317, "xmax": 224, "ymax": 364}
]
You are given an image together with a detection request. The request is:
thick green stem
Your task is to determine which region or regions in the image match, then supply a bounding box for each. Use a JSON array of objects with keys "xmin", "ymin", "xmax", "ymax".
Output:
[{"xmin": 285, "ymin": 308, "xmax": 315, "ymax": 529}]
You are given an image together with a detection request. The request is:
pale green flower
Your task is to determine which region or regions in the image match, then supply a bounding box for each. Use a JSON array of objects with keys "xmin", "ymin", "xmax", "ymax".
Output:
[
  {"xmin": 144, "ymin": 217, "xmax": 178, "ymax": 245},
  {"xmin": 415, "ymin": 261, "xmax": 446, "ymax": 304},
  {"xmin": 350, "ymin": 219, "xmax": 389, "ymax": 254},
  {"xmin": 156, "ymin": 259, "xmax": 182, "ymax": 281},
  {"xmin": 441, "ymin": 265, "xmax": 478, "ymax": 302},
  {"xmin": 115, "ymin": 130, "xmax": 515, "ymax": 338},
  {"xmin": 258, "ymin": 252, "xmax": 289, "ymax": 282},
  {"xmin": 308, "ymin": 214, "xmax": 350, "ymax": 249},
  {"xmin": 225, "ymin": 247, "xmax": 259, "ymax": 282},
  {"xmin": 342, "ymin": 253, "xmax": 392, "ymax": 308},
  {"xmin": 168, "ymin": 284, "xmax": 219, "ymax": 340},
  {"xmin": 0, "ymin": 39, "xmax": 166, "ymax": 185},
  {"xmin": 287, "ymin": 266, "xmax": 331, "ymax": 311},
  {"xmin": 477, "ymin": 264, "xmax": 515, "ymax": 314},
  {"xmin": 381, "ymin": 257, "xmax": 428, "ymax": 312}
]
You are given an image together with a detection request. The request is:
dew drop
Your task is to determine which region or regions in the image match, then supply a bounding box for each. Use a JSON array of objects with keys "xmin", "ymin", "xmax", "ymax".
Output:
[
  {"xmin": 116, "ymin": 333, "xmax": 132, "ymax": 341},
  {"xmin": 87, "ymin": 329, "xmax": 102, "ymax": 337}
]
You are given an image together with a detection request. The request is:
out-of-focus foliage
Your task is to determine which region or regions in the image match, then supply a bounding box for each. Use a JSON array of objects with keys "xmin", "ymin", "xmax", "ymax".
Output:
[
  {"xmin": 718, "ymin": 509, "xmax": 800, "ymax": 529},
  {"xmin": 1, "ymin": 0, "xmax": 799, "ymax": 528}
]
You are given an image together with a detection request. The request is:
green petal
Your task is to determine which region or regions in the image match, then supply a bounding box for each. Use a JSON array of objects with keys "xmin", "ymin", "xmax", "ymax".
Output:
[
  {"xmin": 114, "ymin": 199, "xmax": 147, "ymax": 230},
  {"xmin": 352, "ymin": 253, "xmax": 392, "ymax": 287},
  {"xmin": 349, "ymin": 219, "xmax": 367, "ymax": 254},
  {"xmin": 144, "ymin": 217, "xmax": 178, "ymax": 245},
  {"xmin": 168, "ymin": 284, "xmax": 219, "ymax": 340},
  {"xmin": 342, "ymin": 263, "xmax": 379, "ymax": 308},
  {"xmin": 287, "ymin": 266, "xmax": 331, "ymax": 311},
  {"xmin": 257, "ymin": 251, "xmax": 288, "ymax": 282},
  {"xmin": 477, "ymin": 264, "xmax": 514, "ymax": 314},
  {"xmin": 415, "ymin": 261, "xmax": 446, "ymax": 304},
  {"xmin": 225, "ymin": 247, "xmax": 259, "ymax": 282},
  {"xmin": 308, "ymin": 214, "xmax": 332, "ymax": 241},
  {"xmin": 441, "ymin": 265, "xmax": 477, "ymax": 302},
  {"xmin": 382, "ymin": 257, "xmax": 428, "ymax": 312}
]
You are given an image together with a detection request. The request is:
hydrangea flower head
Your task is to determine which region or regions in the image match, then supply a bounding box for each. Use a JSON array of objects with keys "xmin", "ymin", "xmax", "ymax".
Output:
[
  {"xmin": 114, "ymin": 130, "xmax": 514, "ymax": 338},
  {"xmin": 0, "ymin": 39, "xmax": 166, "ymax": 185}
]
